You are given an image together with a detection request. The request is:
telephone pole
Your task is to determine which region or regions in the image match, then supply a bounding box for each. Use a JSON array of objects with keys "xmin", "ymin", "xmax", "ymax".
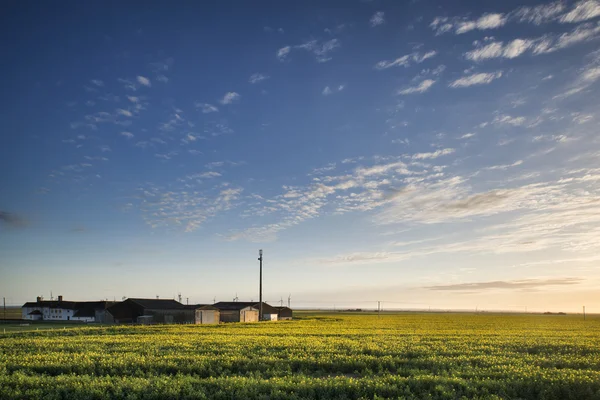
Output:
[{"xmin": 258, "ymin": 249, "xmax": 263, "ymax": 321}]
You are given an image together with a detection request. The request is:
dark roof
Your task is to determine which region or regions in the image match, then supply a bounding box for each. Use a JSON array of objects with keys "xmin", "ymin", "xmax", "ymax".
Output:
[
  {"xmin": 213, "ymin": 302, "xmax": 259, "ymax": 311},
  {"xmin": 22, "ymin": 300, "xmax": 78, "ymax": 309},
  {"xmin": 22, "ymin": 300, "xmax": 114, "ymax": 309},
  {"xmin": 182, "ymin": 304, "xmax": 216, "ymax": 310},
  {"xmin": 275, "ymin": 306, "xmax": 292, "ymax": 311},
  {"xmin": 127, "ymin": 298, "xmax": 185, "ymax": 310},
  {"xmin": 213, "ymin": 302, "xmax": 277, "ymax": 313}
]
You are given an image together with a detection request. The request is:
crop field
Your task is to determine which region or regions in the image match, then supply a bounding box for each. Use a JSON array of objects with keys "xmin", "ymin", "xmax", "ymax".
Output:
[{"xmin": 1, "ymin": 313, "xmax": 599, "ymax": 399}]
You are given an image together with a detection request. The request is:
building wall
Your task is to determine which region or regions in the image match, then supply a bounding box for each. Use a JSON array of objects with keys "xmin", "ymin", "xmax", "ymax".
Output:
[
  {"xmin": 143, "ymin": 309, "xmax": 194, "ymax": 324},
  {"xmin": 263, "ymin": 314, "xmax": 278, "ymax": 321},
  {"xmin": 277, "ymin": 308, "xmax": 293, "ymax": 320},
  {"xmin": 95, "ymin": 309, "xmax": 110, "ymax": 323},
  {"xmin": 241, "ymin": 309, "xmax": 259, "ymax": 322},
  {"xmin": 219, "ymin": 310, "xmax": 241, "ymax": 323},
  {"xmin": 195, "ymin": 310, "xmax": 219, "ymax": 324},
  {"xmin": 22, "ymin": 306, "xmax": 77, "ymax": 321}
]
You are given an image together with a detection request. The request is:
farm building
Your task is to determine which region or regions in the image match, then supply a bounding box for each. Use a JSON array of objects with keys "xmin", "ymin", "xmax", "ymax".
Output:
[
  {"xmin": 275, "ymin": 306, "xmax": 293, "ymax": 320},
  {"xmin": 213, "ymin": 302, "xmax": 259, "ymax": 323},
  {"xmin": 106, "ymin": 298, "xmax": 193, "ymax": 324},
  {"xmin": 21, "ymin": 296, "xmax": 114, "ymax": 322},
  {"xmin": 187, "ymin": 305, "xmax": 220, "ymax": 324},
  {"xmin": 253, "ymin": 302, "xmax": 280, "ymax": 320}
]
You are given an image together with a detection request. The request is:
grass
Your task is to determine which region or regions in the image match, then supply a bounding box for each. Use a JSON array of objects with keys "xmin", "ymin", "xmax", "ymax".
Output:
[{"xmin": 1, "ymin": 313, "xmax": 599, "ymax": 399}]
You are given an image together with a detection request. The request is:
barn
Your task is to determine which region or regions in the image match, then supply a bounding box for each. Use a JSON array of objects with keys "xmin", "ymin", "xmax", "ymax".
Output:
[
  {"xmin": 106, "ymin": 298, "xmax": 193, "ymax": 324},
  {"xmin": 213, "ymin": 302, "xmax": 259, "ymax": 323},
  {"xmin": 275, "ymin": 306, "xmax": 293, "ymax": 320}
]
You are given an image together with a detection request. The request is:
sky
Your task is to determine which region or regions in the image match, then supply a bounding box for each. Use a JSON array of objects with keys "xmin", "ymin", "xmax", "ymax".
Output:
[{"xmin": 1, "ymin": 0, "xmax": 600, "ymax": 312}]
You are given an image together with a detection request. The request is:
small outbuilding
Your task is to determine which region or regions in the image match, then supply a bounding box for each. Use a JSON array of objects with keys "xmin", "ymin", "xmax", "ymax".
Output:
[
  {"xmin": 275, "ymin": 306, "xmax": 293, "ymax": 320},
  {"xmin": 193, "ymin": 305, "xmax": 220, "ymax": 324},
  {"xmin": 213, "ymin": 302, "xmax": 259, "ymax": 323}
]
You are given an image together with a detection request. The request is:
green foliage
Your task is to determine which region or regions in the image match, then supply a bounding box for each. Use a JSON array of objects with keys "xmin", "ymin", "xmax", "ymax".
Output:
[{"xmin": 1, "ymin": 314, "xmax": 599, "ymax": 399}]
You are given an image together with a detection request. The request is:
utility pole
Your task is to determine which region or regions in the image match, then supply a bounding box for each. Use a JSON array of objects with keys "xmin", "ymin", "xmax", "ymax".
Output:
[
  {"xmin": 288, "ymin": 294, "xmax": 291, "ymax": 308},
  {"xmin": 258, "ymin": 249, "xmax": 263, "ymax": 321},
  {"xmin": 280, "ymin": 297, "xmax": 284, "ymax": 307},
  {"xmin": 213, "ymin": 297, "xmax": 216, "ymax": 304},
  {"xmin": 583, "ymin": 306, "xmax": 586, "ymax": 321},
  {"xmin": 186, "ymin": 297, "xmax": 189, "ymax": 305}
]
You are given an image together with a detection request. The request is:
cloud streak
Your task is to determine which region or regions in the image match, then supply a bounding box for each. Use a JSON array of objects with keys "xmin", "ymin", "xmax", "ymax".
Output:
[
  {"xmin": 375, "ymin": 51, "xmax": 437, "ymax": 70},
  {"xmin": 449, "ymin": 71, "xmax": 503, "ymax": 88},
  {"xmin": 397, "ymin": 79, "xmax": 436, "ymax": 95},
  {"xmin": 424, "ymin": 278, "xmax": 583, "ymax": 291}
]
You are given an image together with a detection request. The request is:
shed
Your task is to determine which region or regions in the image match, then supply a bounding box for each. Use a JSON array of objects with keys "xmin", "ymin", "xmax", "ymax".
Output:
[
  {"xmin": 193, "ymin": 305, "xmax": 220, "ymax": 324},
  {"xmin": 213, "ymin": 302, "xmax": 259, "ymax": 323},
  {"xmin": 275, "ymin": 306, "xmax": 293, "ymax": 320}
]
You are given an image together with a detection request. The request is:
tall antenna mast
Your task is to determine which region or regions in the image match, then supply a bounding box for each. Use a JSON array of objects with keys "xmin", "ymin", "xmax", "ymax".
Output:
[
  {"xmin": 258, "ymin": 249, "xmax": 263, "ymax": 321},
  {"xmin": 288, "ymin": 294, "xmax": 291, "ymax": 308}
]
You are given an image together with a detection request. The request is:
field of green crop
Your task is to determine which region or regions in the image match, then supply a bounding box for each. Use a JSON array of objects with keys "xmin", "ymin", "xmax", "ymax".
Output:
[{"xmin": 1, "ymin": 313, "xmax": 599, "ymax": 399}]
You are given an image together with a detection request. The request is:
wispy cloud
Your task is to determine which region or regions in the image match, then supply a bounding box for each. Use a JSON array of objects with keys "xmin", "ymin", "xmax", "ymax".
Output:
[
  {"xmin": 116, "ymin": 109, "xmax": 133, "ymax": 117},
  {"xmin": 430, "ymin": 13, "xmax": 507, "ymax": 35},
  {"xmin": 411, "ymin": 148, "xmax": 455, "ymax": 160},
  {"xmin": 512, "ymin": 1, "xmax": 566, "ymax": 25},
  {"xmin": 397, "ymin": 79, "xmax": 436, "ymax": 95},
  {"xmin": 90, "ymin": 79, "xmax": 104, "ymax": 87},
  {"xmin": 449, "ymin": 71, "xmax": 503, "ymax": 88},
  {"xmin": 432, "ymin": 1, "xmax": 597, "ymax": 35},
  {"xmin": 121, "ymin": 131, "xmax": 134, "ymax": 139},
  {"xmin": 425, "ymin": 278, "xmax": 582, "ymax": 291},
  {"xmin": 137, "ymin": 76, "xmax": 151, "ymax": 87},
  {"xmin": 560, "ymin": 0, "xmax": 600, "ymax": 23},
  {"xmin": 295, "ymin": 38, "xmax": 341, "ymax": 62},
  {"xmin": 249, "ymin": 73, "xmax": 269, "ymax": 84},
  {"xmin": 465, "ymin": 23, "xmax": 600, "ymax": 61},
  {"xmin": 375, "ymin": 51, "xmax": 437, "ymax": 70},
  {"xmin": 195, "ymin": 102, "xmax": 219, "ymax": 113},
  {"xmin": 322, "ymin": 85, "xmax": 345, "ymax": 95},
  {"xmin": 370, "ymin": 11, "xmax": 385, "ymax": 27},
  {"xmin": 219, "ymin": 92, "xmax": 241, "ymax": 105},
  {"xmin": 277, "ymin": 46, "xmax": 291, "ymax": 61},
  {"xmin": 278, "ymin": 39, "xmax": 341, "ymax": 63}
]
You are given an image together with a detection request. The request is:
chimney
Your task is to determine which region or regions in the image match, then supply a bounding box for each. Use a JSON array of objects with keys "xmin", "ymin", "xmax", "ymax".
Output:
[
  {"xmin": 36, "ymin": 296, "xmax": 41, "ymax": 303},
  {"xmin": 58, "ymin": 295, "xmax": 63, "ymax": 302}
]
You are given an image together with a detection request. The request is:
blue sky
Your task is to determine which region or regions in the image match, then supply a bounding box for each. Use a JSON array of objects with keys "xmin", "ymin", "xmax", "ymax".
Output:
[{"xmin": 2, "ymin": 0, "xmax": 600, "ymax": 311}]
